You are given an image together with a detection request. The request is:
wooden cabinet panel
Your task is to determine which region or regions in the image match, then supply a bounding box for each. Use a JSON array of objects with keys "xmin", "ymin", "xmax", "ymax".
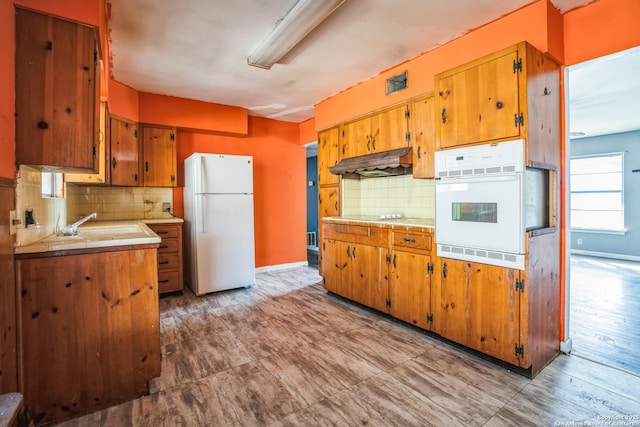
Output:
[
  {"xmin": 440, "ymin": 258, "xmax": 521, "ymax": 365},
  {"xmin": 0, "ymin": 182, "xmax": 17, "ymax": 394},
  {"xmin": 142, "ymin": 125, "xmax": 177, "ymax": 187},
  {"xmin": 350, "ymin": 244, "xmax": 388, "ymax": 312},
  {"xmin": 318, "ymin": 127, "xmax": 340, "ymax": 186},
  {"xmin": 340, "ymin": 104, "xmax": 409, "ymax": 159},
  {"xmin": 437, "ymin": 49, "xmax": 520, "ymax": 148},
  {"xmin": 15, "ymin": 9, "xmax": 98, "ymax": 171},
  {"xmin": 321, "ymin": 239, "xmax": 350, "ymax": 298},
  {"xmin": 148, "ymin": 223, "xmax": 184, "ymax": 293},
  {"xmin": 389, "ymin": 251, "xmax": 432, "ymax": 329},
  {"xmin": 65, "ymin": 101, "xmax": 108, "ymax": 184},
  {"xmin": 372, "ymin": 104, "xmax": 409, "ymax": 153},
  {"xmin": 392, "ymin": 231, "xmax": 432, "ymax": 253},
  {"xmin": 410, "ymin": 94, "xmax": 436, "ymax": 178},
  {"xmin": 16, "ymin": 249, "xmax": 160, "ymax": 424},
  {"xmin": 318, "ymin": 186, "xmax": 340, "ymax": 219},
  {"xmin": 109, "ymin": 116, "xmax": 140, "ymax": 186}
]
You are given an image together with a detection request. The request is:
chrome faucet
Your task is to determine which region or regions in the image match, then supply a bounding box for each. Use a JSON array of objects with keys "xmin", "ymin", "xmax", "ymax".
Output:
[{"xmin": 61, "ymin": 213, "xmax": 97, "ymax": 236}]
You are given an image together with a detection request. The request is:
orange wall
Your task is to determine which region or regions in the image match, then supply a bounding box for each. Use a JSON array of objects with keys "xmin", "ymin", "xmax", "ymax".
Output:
[
  {"xmin": 176, "ymin": 118, "xmax": 307, "ymax": 268},
  {"xmin": 563, "ymin": 0, "xmax": 640, "ymax": 66},
  {"xmin": 139, "ymin": 93, "xmax": 249, "ymax": 136},
  {"xmin": 299, "ymin": 117, "xmax": 317, "ymax": 145},
  {"xmin": 0, "ymin": 0, "xmax": 15, "ymax": 178},
  {"xmin": 108, "ymin": 79, "xmax": 140, "ymax": 121}
]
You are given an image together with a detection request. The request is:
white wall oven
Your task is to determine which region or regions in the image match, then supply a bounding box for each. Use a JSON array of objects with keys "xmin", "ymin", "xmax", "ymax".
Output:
[{"xmin": 435, "ymin": 139, "xmax": 527, "ymax": 269}]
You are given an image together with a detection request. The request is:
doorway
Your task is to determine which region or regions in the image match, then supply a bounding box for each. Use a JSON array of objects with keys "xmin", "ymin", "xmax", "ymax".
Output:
[
  {"xmin": 305, "ymin": 142, "xmax": 319, "ymax": 269},
  {"xmin": 565, "ymin": 46, "xmax": 640, "ymax": 374}
]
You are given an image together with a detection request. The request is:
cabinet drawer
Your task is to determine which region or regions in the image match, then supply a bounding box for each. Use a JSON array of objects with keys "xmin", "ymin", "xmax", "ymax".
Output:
[
  {"xmin": 158, "ymin": 270, "xmax": 182, "ymax": 293},
  {"xmin": 151, "ymin": 226, "xmax": 179, "ymax": 239},
  {"xmin": 158, "ymin": 253, "xmax": 179, "ymax": 270},
  {"xmin": 157, "ymin": 238, "xmax": 179, "ymax": 254},
  {"xmin": 323, "ymin": 223, "xmax": 387, "ymax": 247},
  {"xmin": 392, "ymin": 232, "xmax": 432, "ymax": 252}
]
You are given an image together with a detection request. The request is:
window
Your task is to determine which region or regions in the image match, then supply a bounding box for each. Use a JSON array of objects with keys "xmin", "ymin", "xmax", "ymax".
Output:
[
  {"xmin": 570, "ymin": 153, "xmax": 624, "ymax": 232},
  {"xmin": 41, "ymin": 172, "xmax": 64, "ymax": 198}
]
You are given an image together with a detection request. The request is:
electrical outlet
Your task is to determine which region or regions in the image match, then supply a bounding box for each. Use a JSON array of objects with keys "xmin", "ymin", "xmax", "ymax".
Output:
[
  {"xmin": 577, "ymin": 238, "xmax": 583, "ymax": 245},
  {"xmin": 162, "ymin": 202, "xmax": 171, "ymax": 212},
  {"xmin": 9, "ymin": 210, "xmax": 18, "ymax": 235}
]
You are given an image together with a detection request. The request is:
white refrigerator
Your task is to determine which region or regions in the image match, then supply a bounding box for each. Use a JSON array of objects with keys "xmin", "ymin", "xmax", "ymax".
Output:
[{"xmin": 184, "ymin": 153, "xmax": 256, "ymax": 296}]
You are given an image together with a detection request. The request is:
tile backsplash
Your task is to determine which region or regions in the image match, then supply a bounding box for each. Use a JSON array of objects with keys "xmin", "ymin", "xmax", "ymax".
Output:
[
  {"xmin": 66, "ymin": 185, "xmax": 174, "ymax": 222},
  {"xmin": 15, "ymin": 166, "xmax": 67, "ymax": 247},
  {"xmin": 342, "ymin": 175, "xmax": 435, "ymax": 219},
  {"xmin": 14, "ymin": 165, "xmax": 175, "ymax": 248}
]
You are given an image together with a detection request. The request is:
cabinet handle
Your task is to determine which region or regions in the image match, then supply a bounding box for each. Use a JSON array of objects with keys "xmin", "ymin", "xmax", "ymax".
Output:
[
  {"xmin": 441, "ymin": 108, "xmax": 447, "ymax": 124},
  {"xmin": 393, "ymin": 254, "xmax": 397, "ymax": 268},
  {"xmin": 417, "ymin": 146, "xmax": 421, "ymax": 159},
  {"xmin": 367, "ymin": 139, "xmax": 371, "ymax": 151},
  {"xmin": 159, "ymin": 279, "xmax": 169, "ymax": 283},
  {"xmin": 134, "ymin": 173, "xmax": 138, "ymax": 182},
  {"xmin": 112, "ymin": 158, "xmax": 117, "ymax": 168},
  {"xmin": 352, "ymin": 246, "xmax": 356, "ymax": 259},
  {"xmin": 443, "ymin": 262, "xmax": 448, "ymax": 278},
  {"xmin": 335, "ymin": 201, "xmax": 338, "ymax": 211},
  {"xmin": 160, "ymin": 245, "xmax": 168, "ymax": 249},
  {"xmin": 37, "ymin": 121, "xmax": 49, "ymax": 130},
  {"xmin": 159, "ymin": 261, "xmax": 169, "ymax": 265},
  {"xmin": 145, "ymin": 161, "xmax": 149, "ymax": 172},
  {"xmin": 403, "ymin": 237, "xmax": 416, "ymax": 243},
  {"xmin": 157, "ymin": 231, "xmax": 168, "ymax": 235},
  {"xmin": 346, "ymin": 246, "xmax": 351, "ymax": 258},
  {"xmin": 372, "ymin": 139, "xmax": 376, "ymax": 151}
]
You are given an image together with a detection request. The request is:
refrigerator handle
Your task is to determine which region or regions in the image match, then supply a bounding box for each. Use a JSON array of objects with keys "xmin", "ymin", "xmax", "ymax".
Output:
[{"xmin": 195, "ymin": 195, "xmax": 205, "ymax": 233}]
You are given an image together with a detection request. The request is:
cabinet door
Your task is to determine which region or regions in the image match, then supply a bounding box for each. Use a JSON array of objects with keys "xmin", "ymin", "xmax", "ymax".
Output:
[
  {"xmin": 340, "ymin": 116, "xmax": 372, "ymax": 159},
  {"xmin": 15, "ymin": 9, "xmax": 98, "ymax": 170},
  {"xmin": 110, "ymin": 117, "xmax": 140, "ymax": 186},
  {"xmin": 389, "ymin": 251, "xmax": 432, "ymax": 329},
  {"xmin": 321, "ymin": 239, "xmax": 350, "ymax": 298},
  {"xmin": 410, "ymin": 95, "xmax": 436, "ymax": 178},
  {"xmin": 65, "ymin": 101, "xmax": 107, "ymax": 184},
  {"xmin": 142, "ymin": 126, "xmax": 177, "ymax": 187},
  {"xmin": 318, "ymin": 127, "xmax": 340, "ymax": 186},
  {"xmin": 440, "ymin": 258, "xmax": 521, "ymax": 365},
  {"xmin": 318, "ymin": 186, "xmax": 340, "ymax": 219},
  {"xmin": 350, "ymin": 244, "xmax": 388, "ymax": 312},
  {"xmin": 371, "ymin": 104, "xmax": 409, "ymax": 153},
  {"xmin": 437, "ymin": 50, "xmax": 520, "ymax": 148}
]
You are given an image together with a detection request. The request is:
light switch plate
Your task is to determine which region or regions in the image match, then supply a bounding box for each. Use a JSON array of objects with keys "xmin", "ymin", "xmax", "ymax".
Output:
[{"xmin": 9, "ymin": 210, "xmax": 17, "ymax": 235}]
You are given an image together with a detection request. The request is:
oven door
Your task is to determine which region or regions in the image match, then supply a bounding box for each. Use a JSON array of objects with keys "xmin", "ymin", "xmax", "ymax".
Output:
[{"xmin": 435, "ymin": 173, "xmax": 525, "ymax": 267}]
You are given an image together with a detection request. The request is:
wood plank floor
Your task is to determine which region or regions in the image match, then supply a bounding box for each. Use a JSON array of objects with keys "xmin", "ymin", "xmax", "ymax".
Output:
[
  {"xmin": 570, "ymin": 255, "xmax": 640, "ymax": 375},
  {"xmin": 55, "ymin": 266, "xmax": 640, "ymax": 427}
]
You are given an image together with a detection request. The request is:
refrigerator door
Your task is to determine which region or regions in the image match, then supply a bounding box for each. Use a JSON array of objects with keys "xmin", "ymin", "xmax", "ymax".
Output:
[
  {"xmin": 193, "ymin": 193, "xmax": 255, "ymax": 295},
  {"xmin": 196, "ymin": 154, "xmax": 253, "ymax": 194}
]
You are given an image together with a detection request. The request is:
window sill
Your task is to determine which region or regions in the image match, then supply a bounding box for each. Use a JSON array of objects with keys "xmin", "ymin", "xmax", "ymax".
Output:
[{"xmin": 570, "ymin": 228, "xmax": 627, "ymax": 236}]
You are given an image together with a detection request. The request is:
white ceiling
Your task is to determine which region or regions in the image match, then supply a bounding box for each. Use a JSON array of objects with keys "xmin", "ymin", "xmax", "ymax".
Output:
[{"xmin": 108, "ymin": 0, "xmax": 640, "ymax": 140}]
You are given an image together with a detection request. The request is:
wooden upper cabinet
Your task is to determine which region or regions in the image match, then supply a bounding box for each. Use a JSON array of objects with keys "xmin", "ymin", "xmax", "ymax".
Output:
[
  {"xmin": 109, "ymin": 116, "xmax": 140, "ymax": 186},
  {"xmin": 318, "ymin": 127, "xmax": 340, "ymax": 186},
  {"xmin": 15, "ymin": 8, "xmax": 99, "ymax": 171},
  {"xmin": 340, "ymin": 104, "xmax": 409, "ymax": 159},
  {"xmin": 410, "ymin": 94, "xmax": 436, "ymax": 178},
  {"xmin": 436, "ymin": 46, "xmax": 521, "ymax": 148},
  {"xmin": 141, "ymin": 125, "xmax": 177, "ymax": 187},
  {"xmin": 65, "ymin": 101, "xmax": 107, "ymax": 184},
  {"xmin": 372, "ymin": 104, "xmax": 410, "ymax": 153}
]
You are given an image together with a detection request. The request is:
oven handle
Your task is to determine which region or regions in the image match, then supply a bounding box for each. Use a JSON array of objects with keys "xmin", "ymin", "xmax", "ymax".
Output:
[{"xmin": 437, "ymin": 174, "xmax": 520, "ymax": 185}]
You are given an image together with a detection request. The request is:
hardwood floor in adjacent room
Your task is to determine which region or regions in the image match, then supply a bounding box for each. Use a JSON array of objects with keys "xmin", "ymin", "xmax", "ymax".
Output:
[
  {"xmin": 570, "ymin": 254, "xmax": 640, "ymax": 375},
  {"xmin": 57, "ymin": 266, "xmax": 640, "ymax": 427}
]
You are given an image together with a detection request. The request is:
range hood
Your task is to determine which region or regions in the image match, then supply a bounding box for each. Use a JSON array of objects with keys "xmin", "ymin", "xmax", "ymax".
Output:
[{"xmin": 329, "ymin": 147, "xmax": 413, "ymax": 178}]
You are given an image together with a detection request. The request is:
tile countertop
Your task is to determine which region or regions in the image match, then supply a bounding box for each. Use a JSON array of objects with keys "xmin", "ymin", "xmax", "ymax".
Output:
[
  {"xmin": 15, "ymin": 219, "xmax": 182, "ymax": 255},
  {"xmin": 322, "ymin": 216, "xmax": 434, "ymax": 229}
]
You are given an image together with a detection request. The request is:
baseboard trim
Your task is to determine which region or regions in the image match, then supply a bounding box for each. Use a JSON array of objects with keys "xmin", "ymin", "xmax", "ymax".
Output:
[
  {"xmin": 256, "ymin": 261, "xmax": 309, "ymax": 273},
  {"xmin": 560, "ymin": 337, "xmax": 573, "ymax": 354},
  {"xmin": 571, "ymin": 249, "xmax": 640, "ymax": 262}
]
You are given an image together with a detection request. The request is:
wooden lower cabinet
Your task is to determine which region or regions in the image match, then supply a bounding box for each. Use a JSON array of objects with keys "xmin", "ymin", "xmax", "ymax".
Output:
[
  {"xmin": 322, "ymin": 221, "xmax": 433, "ymax": 330},
  {"xmin": 389, "ymin": 250, "xmax": 432, "ymax": 329},
  {"xmin": 146, "ymin": 222, "xmax": 184, "ymax": 293},
  {"xmin": 440, "ymin": 258, "xmax": 523, "ymax": 367},
  {"xmin": 15, "ymin": 247, "xmax": 161, "ymax": 424}
]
